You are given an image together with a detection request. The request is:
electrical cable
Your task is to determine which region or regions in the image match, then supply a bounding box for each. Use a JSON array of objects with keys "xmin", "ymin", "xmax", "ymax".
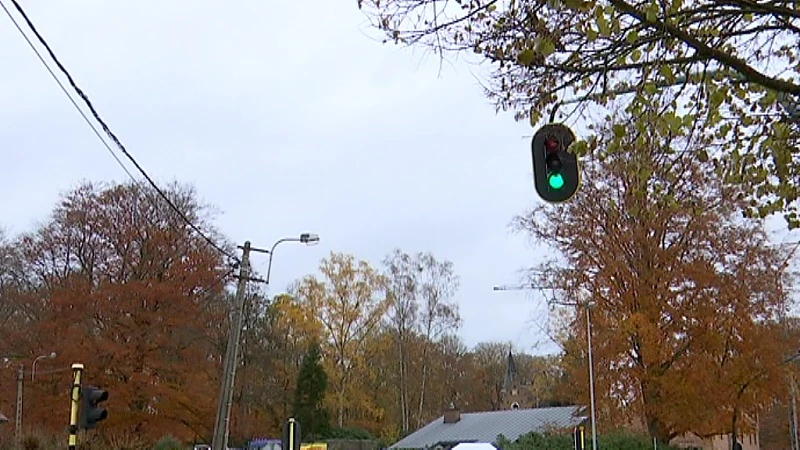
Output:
[{"xmin": 0, "ymin": 0, "xmax": 239, "ymax": 264}]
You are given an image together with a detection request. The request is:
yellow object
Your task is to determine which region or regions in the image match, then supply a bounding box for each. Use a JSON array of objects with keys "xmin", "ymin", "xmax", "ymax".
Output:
[
  {"xmin": 300, "ymin": 442, "xmax": 327, "ymax": 450},
  {"xmin": 68, "ymin": 363, "xmax": 84, "ymax": 450}
]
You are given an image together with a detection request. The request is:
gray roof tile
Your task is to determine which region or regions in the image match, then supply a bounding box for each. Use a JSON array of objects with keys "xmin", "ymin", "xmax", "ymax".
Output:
[{"xmin": 390, "ymin": 406, "xmax": 587, "ymax": 449}]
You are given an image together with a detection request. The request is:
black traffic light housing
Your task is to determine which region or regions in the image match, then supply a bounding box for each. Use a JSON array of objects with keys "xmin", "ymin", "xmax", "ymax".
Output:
[
  {"xmin": 531, "ymin": 123, "xmax": 581, "ymax": 203},
  {"xmin": 79, "ymin": 385, "xmax": 108, "ymax": 430}
]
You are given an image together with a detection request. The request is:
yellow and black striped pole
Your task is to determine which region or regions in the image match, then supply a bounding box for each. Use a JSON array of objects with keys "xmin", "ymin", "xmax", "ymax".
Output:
[
  {"xmin": 282, "ymin": 417, "xmax": 301, "ymax": 450},
  {"xmin": 68, "ymin": 363, "xmax": 83, "ymax": 450}
]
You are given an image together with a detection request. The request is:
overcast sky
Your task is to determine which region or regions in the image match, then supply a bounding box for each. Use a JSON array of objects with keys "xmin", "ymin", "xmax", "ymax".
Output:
[{"xmin": 1, "ymin": 0, "xmax": 797, "ymax": 356}]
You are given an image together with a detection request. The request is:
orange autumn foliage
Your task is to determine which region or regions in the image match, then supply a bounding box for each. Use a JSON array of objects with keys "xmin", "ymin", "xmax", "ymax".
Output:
[
  {"xmin": 515, "ymin": 104, "xmax": 796, "ymax": 444},
  {"xmin": 0, "ymin": 181, "xmax": 231, "ymax": 443}
]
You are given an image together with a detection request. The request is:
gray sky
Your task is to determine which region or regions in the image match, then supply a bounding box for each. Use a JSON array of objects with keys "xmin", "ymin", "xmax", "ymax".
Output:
[
  {"xmin": 2, "ymin": 1, "xmax": 797, "ymax": 356},
  {"xmin": 0, "ymin": 0, "xmax": 562, "ymax": 354}
]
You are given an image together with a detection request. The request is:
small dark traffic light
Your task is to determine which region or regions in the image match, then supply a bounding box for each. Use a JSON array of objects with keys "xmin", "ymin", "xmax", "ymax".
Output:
[
  {"xmin": 79, "ymin": 386, "xmax": 108, "ymax": 430},
  {"xmin": 282, "ymin": 417, "xmax": 301, "ymax": 450},
  {"xmin": 531, "ymin": 123, "xmax": 581, "ymax": 203}
]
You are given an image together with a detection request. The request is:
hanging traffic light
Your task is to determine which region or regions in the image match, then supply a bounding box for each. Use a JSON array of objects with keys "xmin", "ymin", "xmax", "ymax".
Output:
[
  {"xmin": 79, "ymin": 386, "xmax": 108, "ymax": 430},
  {"xmin": 531, "ymin": 123, "xmax": 581, "ymax": 203}
]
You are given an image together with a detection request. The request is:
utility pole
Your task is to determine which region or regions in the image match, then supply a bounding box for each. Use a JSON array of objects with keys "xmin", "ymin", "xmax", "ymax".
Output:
[
  {"xmin": 210, "ymin": 233, "xmax": 319, "ymax": 450},
  {"xmin": 212, "ymin": 241, "xmax": 252, "ymax": 450},
  {"xmin": 16, "ymin": 364, "xmax": 22, "ymax": 441}
]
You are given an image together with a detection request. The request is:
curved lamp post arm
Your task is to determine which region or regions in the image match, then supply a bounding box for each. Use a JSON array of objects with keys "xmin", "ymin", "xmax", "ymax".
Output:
[
  {"xmin": 264, "ymin": 233, "xmax": 320, "ymax": 285},
  {"xmin": 31, "ymin": 352, "xmax": 56, "ymax": 381}
]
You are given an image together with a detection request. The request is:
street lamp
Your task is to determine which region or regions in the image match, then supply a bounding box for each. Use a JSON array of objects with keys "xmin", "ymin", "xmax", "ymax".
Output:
[
  {"xmin": 32, "ymin": 352, "xmax": 56, "ymax": 381},
  {"xmin": 551, "ymin": 297, "xmax": 598, "ymax": 450},
  {"xmin": 263, "ymin": 233, "xmax": 320, "ymax": 285},
  {"xmin": 211, "ymin": 233, "xmax": 320, "ymax": 450}
]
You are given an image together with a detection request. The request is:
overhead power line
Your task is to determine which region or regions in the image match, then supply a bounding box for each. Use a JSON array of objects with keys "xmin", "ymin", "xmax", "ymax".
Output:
[{"xmin": 0, "ymin": 0, "xmax": 238, "ymax": 264}]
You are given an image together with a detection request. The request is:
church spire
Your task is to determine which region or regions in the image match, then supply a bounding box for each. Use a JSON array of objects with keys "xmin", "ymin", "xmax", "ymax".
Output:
[{"xmin": 502, "ymin": 350, "xmax": 517, "ymax": 392}]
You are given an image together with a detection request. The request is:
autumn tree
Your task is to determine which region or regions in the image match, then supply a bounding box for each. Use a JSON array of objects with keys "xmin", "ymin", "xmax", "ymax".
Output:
[
  {"xmin": 514, "ymin": 354, "xmax": 570, "ymax": 408},
  {"xmin": 293, "ymin": 340, "xmax": 331, "ymax": 438},
  {"xmin": 471, "ymin": 341, "xmax": 514, "ymax": 411},
  {"xmin": 431, "ymin": 334, "xmax": 470, "ymax": 412},
  {"xmin": 232, "ymin": 291, "xmax": 325, "ymax": 438},
  {"xmin": 383, "ymin": 249, "xmax": 461, "ymax": 429},
  {"xmin": 11, "ymin": 181, "xmax": 232, "ymax": 442},
  {"xmin": 357, "ymin": 0, "xmax": 800, "ymax": 226},
  {"xmin": 383, "ymin": 249, "xmax": 419, "ymax": 433},
  {"xmin": 514, "ymin": 100, "xmax": 794, "ymax": 443},
  {"xmin": 234, "ymin": 289, "xmax": 278, "ymax": 440},
  {"xmin": 293, "ymin": 252, "xmax": 390, "ymax": 427},
  {"xmin": 0, "ymin": 228, "xmax": 27, "ymax": 355}
]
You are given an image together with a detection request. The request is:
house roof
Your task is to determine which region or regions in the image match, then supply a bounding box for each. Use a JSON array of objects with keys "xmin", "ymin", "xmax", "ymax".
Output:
[{"xmin": 390, "ymin": 406, "xmax": 586, "ymax": 449}]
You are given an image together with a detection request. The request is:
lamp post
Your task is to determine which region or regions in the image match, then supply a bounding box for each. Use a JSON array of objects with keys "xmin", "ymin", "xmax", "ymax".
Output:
[
  {"xmin": 32, "ymin": 352, "xmax": 56, "ymax": 381},
  {"xmin": 2, "ymin": 351, "xmax": 57, "ymax": 439},
  {"xmin": 551, "ymin": 298, "xmax": 598, "ymax": 450},
  {"xmin": 585, "ymin": 303, "xmax": 598, "ymax": 450},
  {"xmin": 211, "ymin": 233, "xmax": 320, "ymax": 450}
]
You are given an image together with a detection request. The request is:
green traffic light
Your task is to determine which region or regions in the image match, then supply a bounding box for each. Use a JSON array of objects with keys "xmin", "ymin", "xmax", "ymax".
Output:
[{"xmin": 548, "ymin": 173, "xmax": 565, "ymax": 190}]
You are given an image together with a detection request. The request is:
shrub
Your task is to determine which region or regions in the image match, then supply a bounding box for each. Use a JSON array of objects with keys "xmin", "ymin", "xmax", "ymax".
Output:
[
  {"xmin": 152, "ymin": 435, "xmax": 183, "ymax": 450},
  {"xmin": 323, "ymin": 427, "xmax": 374, "ymax": 440},
  {"xmin": 495, "ymin": 431, "xmax": 681, "ymax": 450}
]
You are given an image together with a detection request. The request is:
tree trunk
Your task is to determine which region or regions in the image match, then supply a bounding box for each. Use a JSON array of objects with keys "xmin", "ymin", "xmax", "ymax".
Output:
[
  {"xmin": 398, "ymin": 336, "xmax": 410, "ymax": 432},
  {"xmin": 417, "ymin": 340, "xmax": 430, "ymax": 427},
  {"xmin": 338, "ymin": 382, "xmax": 346, "ymax": 428},
  {"xmin": 642, "ymin": 380, "xmax": 671, "ymax": 444}
]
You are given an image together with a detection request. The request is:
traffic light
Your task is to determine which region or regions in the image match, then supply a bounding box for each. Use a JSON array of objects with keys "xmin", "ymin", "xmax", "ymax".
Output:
[
  {"xmin": 79, "ymin": 385, "xmax": 108, "ymax": 430},
  {"xmin": 282, "ymin": 417, "xmax": 301, "ymax": 450},
  {"xmin": 531, "ymin": 123, "xmax": 581, "ymax": 203}
]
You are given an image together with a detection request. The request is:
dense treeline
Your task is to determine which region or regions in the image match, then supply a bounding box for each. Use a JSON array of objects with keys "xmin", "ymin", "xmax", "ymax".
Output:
[
  {"xmin": 0, "ymin": 181, "xmax": 566, "ymax": 447},
  {"xmin": 4, "ymin": 103, "xmax": 800, "ymax": 450}
]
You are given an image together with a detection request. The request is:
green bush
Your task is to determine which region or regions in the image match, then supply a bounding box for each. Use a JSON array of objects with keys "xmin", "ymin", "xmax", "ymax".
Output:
[
  {"xmin": 152, "ymin": 435, "xmax": 183, "ymax": 450},
  {"xmin": 495, "ymin": 431, "xmax": 680, "ymax": 450},
  {"xmin": 322, "ymin": 426, "xmax": 374, "ymax": 440}
]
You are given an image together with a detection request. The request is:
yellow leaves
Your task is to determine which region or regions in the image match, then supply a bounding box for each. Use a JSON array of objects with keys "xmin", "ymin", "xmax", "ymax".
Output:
[
  {"xmin": 517, "ymin": 48, "xmax": 536, "ymax": 66},
  {"xmin": 596, "ymin": 16, "xmax": 610, "ymax": 37},
  {"xmin": 272, "ymin": 293, "xmax": 324, "ymax": 343},
  {"xmin": 562, "ymin": 0, "xmax": 594, "ymax": 12},
  {"xmin": 658, "ymin": 65, "xmax": 675, "ymax": 84},
  {"xmin": 538, "ymin": 38, "xmax": 557, "ymax": 57},
  {"xmin": 644, "ymin": 1, "xmax": 659, "ymax": 22},
  {"xmin": 593, "ymin": 5, "xmax": 612, "ymax": 37},
  {"xmin": 569, "ymin": 139, "xmax": 590, "ymax": 156},
  {"xmin": 295, "ymin": 251, "xmax": 390, "ymax": 425}
]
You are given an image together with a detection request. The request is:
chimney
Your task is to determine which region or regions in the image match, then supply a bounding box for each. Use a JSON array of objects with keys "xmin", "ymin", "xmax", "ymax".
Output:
[{"xmin": 443, "ymin": 403, "xmax": 460, "ymax": 424}]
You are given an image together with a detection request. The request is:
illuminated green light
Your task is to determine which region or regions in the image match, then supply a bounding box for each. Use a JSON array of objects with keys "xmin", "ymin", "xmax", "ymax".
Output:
[{"xmin": 548, "ymin": 173, "xmax": 565, "ymax": 190}]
